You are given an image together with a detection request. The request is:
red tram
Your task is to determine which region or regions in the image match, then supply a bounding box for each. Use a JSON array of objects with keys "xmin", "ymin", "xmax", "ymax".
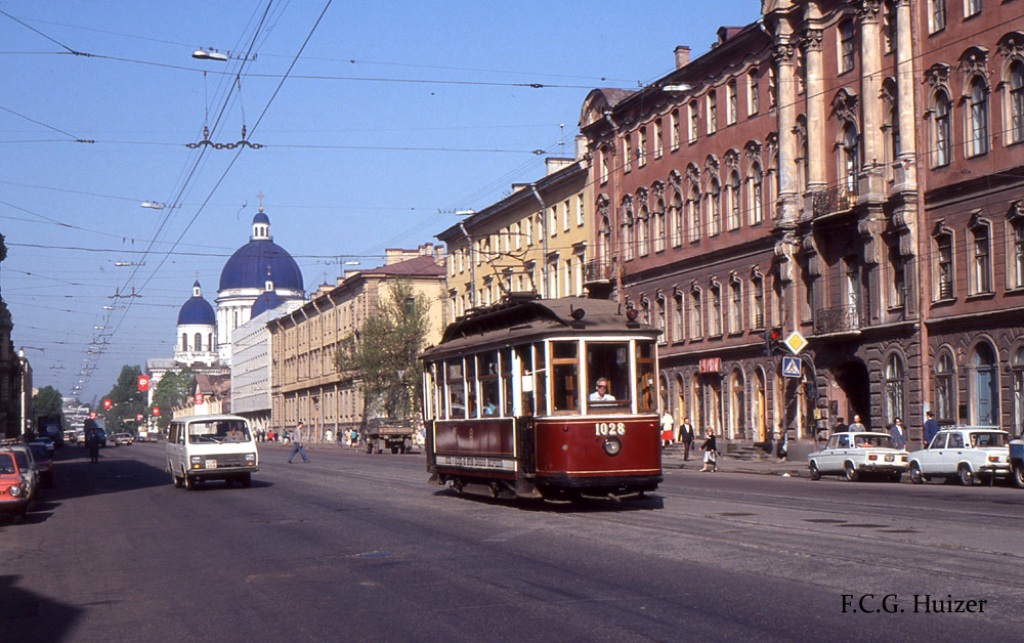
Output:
[{"xmin": 421, "ymin": 295, "xmax": 663, "ymax": 501}]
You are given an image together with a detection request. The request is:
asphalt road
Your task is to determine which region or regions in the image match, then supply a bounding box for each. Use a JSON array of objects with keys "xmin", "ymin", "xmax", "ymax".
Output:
[{"xmin": 2, "ymin": 441, "xmax": 1023, "ymax": 642}]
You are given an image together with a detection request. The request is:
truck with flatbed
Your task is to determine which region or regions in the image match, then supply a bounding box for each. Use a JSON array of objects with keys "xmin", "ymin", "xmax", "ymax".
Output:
[{"xmin": 363, "ymin": 419, "xmax": 416, "ymax": 455}]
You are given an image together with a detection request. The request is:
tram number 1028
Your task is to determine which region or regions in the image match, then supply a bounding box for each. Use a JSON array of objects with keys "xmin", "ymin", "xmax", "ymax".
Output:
[{"xmin": 594, "ymin": 422, "xmax": 626, "ymax": 436}]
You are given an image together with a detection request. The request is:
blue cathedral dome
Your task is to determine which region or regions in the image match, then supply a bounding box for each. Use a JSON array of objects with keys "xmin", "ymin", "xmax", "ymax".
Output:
[
  {"xmin": 218, "ymin": 210, "xmax": 303, "ymax": 292},
  {"xmin": 178, "ymin": 280, "xmax": 216, "ymax": 325}
]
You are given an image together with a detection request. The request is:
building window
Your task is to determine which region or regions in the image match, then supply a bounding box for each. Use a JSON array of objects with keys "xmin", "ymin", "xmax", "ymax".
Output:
[
  {"xmin": 600, "ymin": 146, "xmax": 610, "ymax": 184},
  {"xmin": 726, "ymin": 171, "xmax": 741, "ymax": 230},
  {"xmin": 935, "ymin": 91, "xmax": 952, "ymax": 166},
  {"xmin": 1013, "ymin": 349, "xmax": 1024, "ymax": 437},
  {"xmin": 673, "ymin": 292, "xmax": 685, "ymax": 342},
  {"xmin": 748, "ymin": 161, "xmax": 764, "ymax": 225},
  {"xmin": 690, "ymin": 287, "xmax": 703, "ymax": 339},
  {"xmin": 840, "ymin": 123, "xmax": 860, "ymax": 194},
  {"xmin": 885, "ymin": 354, "xmax": 906, "ymax": 425},
  {"xmin": 707, "ymin": 177, "xmax": 721, "ymax": 237},
  {"xmin": 964, "ymin": 0, "xmax": 981, "ymax": 18},
  {"xmin": 889, "ymin": 246, "xmax": 906, "ymax": 309},
  {"xmin": 670, "ymin": 188, "xmax": 684, "ymax": 247},
  {"xmin": 623, "ymin": 133, "xmax": 633, "ymax": 173},
  {"xmin": 707, "ymin": 91, "xmax": 718, "ymax": 134},
  {"xmin": 656, "ymin": 297, "xmax": 667, "ymax": 344},
  {"xmin": 689, "ymin": 101, "xmax": 699, "ymax": 143},
  {"xmin": 637, "ymin": 205, "xmax": 650, "ymax": 257},
  {"xmin": 751, "ymin": 276, "xmax": 765, "ymax": 329},
  {"xmin": 654, "ymin": 197, "xmax": 667, "ymax": 253},
  {"xmin": 935, "ymin": 233, "xmax": 954, "ymax": 300},
  {"xmin": 1013, "ymin": 220, "xmax": 1024, "ymax": 289},
  {"xmin": 709, "ymin": 284, "xmax": 722, "ymax": 336},
  {"xmin": 622, "ymin": 204, "xmax": 635, "ymax": 262},
  {"xmin": 638, "ymin": 127, "xmax": 647, "ymax": 167},
  {"xmin": 839, "ymin": 20, "xmax": 856, "ymax": 74},
  {"xmin": 688, "ymin": 185, "xmax": 701, "ymax": 243},
  {"xmin": 670, "ymin": 110, "xmax": 681, "ymax": 151},
  {"xmin": 883, "ymin": 0, "xmax": 896, "ymax": 53},
  {"xmin": 968, "ymin": 79, "xmax": 989, "ymax": 157},
  {"xmin": 936, "ymin": 351, "xmax": 955, "ymax": 422},
  {"xmin": 929, "ymin": 0, "xmax": 946, "ymax": 33},
  {"xmin": 727, "ymin": 80, "xmax": 738, "ymax": 125},
  {"xmin": 729, "ymin": 279, "xmax": 743, "ymax": 334},
  {"xmin": 971, "ymin": 222, "xmax": 992, "ymax": 294},
  {"xmin": 973, "ymin": 342, "xmax": 999, "ymax": 425},
  {"xmin": 1009, "ymin": 62, "xmax": 1024, "ymax": 144},
  {"xmin": 748, "ymin": 69, "xmax": 760, "ymax": 115},
  {"xmin": 654, "ymin": 119, "xmax": 664, "ymax": 159}
]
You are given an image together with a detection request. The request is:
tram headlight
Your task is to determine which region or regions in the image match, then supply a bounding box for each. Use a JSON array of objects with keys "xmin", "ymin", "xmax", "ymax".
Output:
[{"xmin": 603, "ymin": 437, "xmax": 622, "ymax": 456}]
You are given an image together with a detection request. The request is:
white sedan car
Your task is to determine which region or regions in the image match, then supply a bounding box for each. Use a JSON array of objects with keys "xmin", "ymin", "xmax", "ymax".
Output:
[
  {"xmin": 807, "ymin": 432, "xmax": 909, "ymax": 482},
  {"xmin": 908, "ymin": 427, "xmax": 1011, "ymax": 485}
]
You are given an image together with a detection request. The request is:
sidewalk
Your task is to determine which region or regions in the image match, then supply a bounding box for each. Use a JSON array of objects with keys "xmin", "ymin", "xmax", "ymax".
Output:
[{"xmin": 661, "ymin": 442, "xmax": 808, "ymax": 477}]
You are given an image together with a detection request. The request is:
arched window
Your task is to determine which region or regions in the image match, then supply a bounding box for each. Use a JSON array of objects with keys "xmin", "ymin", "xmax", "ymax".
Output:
[
  {"xmin": 1010, "ymin": 61, "xmax": 1024, "ymax": 144},
  {"xmin": 970, "ymin": 220, "xmax": 992, "ymax": 294},
  {"xmin": 935, "ymin": 90, "xmax": 952, "ymax": 167},
  {"xmin": 748, "ymin": 160, "xmax": 764, "ymax": 225},
  {"xmin": 194, "ymin": 333, "xmax": 202, "ymax": 352},
  {"xmin": 709, "ymin": 282, "xmax": 723, "ymax": 336},
  {"xmin": 670, "ymin": 188, "xmax": 684, "ymax": 247},
  {"xmin": 841, "ymin": 123, "xmax": 860, "ymax": 194},
  {"xmin": 690, "ymin": 286, "xmax": 703, "ymax": 339},
  {"xmin": 972, "ymin": 343, "xmax": 999, "ymax": 425},
  {"xmin": 726, "ymin": 171, "xmax": 741, "ymax": 230},
  {"xmin": 839, "ymin": 20, "xmax": 856, "ymax": 73},
  {"xmin": 968, "ymin": 78, "xmax": 989, "ymax": 157},
  {"xmin": 654, "ymin": 196, "xmax": 667, "ymax": 253},
  {"xmin": 936, "ymin": 351, "xmax": 955, "ymax": 422},
  {"xmin": 688, "ymin": 183, "xmax": 701, "ymax": 243},
  {"xmin": 707, "ymin": 177, "xmax": 721, "ymax": 236},
  {"xmin": 181, "ymin": 333, "xmax": 188, "ymax": 351},
  {"xmin": 637, "ymin": 203, "xmax": 650, "ymax": 257},
  {"xmin": 729, "ymin": 368, "xmax": 746, "ymax": 440},
  {"xmin": 885, "ymin": 354, "xmax": 905, "ymax": 425}
]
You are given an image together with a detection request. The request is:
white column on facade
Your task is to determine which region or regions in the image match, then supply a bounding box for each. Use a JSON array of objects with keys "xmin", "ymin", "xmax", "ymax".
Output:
[
  {"xmin": 803, "ymin": 27, "xmax": 826, "ymax": 190},
  {"xmin": 774, "ymin": 30, "xmax": 800, "ymax": 224},
  {"xmin": 859, "ymin": 0, "xmax": 885, "ymax": 196},
  {"xmin": 894, "ymin": 0, "xmax": 917, "ymax": 191}
]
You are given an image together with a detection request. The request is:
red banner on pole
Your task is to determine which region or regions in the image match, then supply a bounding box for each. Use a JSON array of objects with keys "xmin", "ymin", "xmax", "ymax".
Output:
[{"xmin": 137, "ymin": 375, "xmax": 150, "ymax": 392}]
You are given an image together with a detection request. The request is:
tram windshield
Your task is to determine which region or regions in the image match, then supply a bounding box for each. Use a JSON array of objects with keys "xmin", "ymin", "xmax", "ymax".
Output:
[{"xmin": 426, "ymin": 337, "xmax": 657, "ymax": 420}]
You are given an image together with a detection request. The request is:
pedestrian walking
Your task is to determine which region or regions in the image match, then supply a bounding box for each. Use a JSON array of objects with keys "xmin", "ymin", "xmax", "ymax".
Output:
[
  {"xmin": 86, "ymin": 429, "xmax": 100, "ymax": 464},
  {"xmin": 699, "ymin": 430, "xmax": 718, "ymax": 472},
  {"xmin": 888, "ymin": 417, "xmax": 907, "ymax": 450},
  {"xmin": 287, "ymin": 421, "xmax": 310, "ymax": 463},
  {"xmin": 680, "ymin": 418, "xmax": 695, "ymax": 461},
  {"xmin": 923, "ymin": 410, "xmax": 940, "ymax": 447},
  {"xmin": 848, "ymin": 414, "xmax": 866, "ymax": 432},
  {"xmin": 660, "ymin": 410, "xmax": 675, "ymax": 447}
]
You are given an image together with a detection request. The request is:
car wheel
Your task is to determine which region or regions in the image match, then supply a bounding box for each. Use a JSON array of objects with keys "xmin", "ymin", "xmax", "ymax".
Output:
[
  {"xmin": 184, "ymin": 475, "xmax": 196, "ymax": 491},
  {"xmin": 1013, "ymin": 464, "xmax": 1024, "ymax": 489},
  {"xmin": 958, "ymin": 465, "xmax": 975, "ymax": 486},
  {"xmin": 909, "ymin": 463, "xmax": 924, "ymax": 484},
  {"xmin": 844, "ymin": 462, "xmax": 859, "ymax": 482},
  {"xmin": 809, "ymin": 462, "xmax": 821, "ymax": 481}
]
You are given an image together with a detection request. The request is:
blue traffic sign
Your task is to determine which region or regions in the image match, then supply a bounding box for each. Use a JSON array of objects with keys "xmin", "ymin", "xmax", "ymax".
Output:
[{"xmin": 782, "ymin": 356, "xmax": 801, "ymax": 378}]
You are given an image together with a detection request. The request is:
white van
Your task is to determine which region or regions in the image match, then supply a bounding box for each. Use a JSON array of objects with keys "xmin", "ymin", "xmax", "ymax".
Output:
[{"xmin": 166, "ymin": 414, "xmax": 259, "ymax": 489}]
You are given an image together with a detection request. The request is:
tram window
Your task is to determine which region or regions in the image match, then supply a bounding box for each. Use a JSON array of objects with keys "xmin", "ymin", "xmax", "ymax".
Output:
[
  {"xmin": 466, "ymin": 356, "xmax": 478, "ymax": 417},
  {"xmin": 447, "ymin": 360, "xmax": 466, "ymax": 419},
  {"xmin": 637, "ymin": 341, "xmax": 657, "ymax": 412},
  {"xmin": 479, "ymin": 352, "xmax": 500, "ymax": 416},
  {"xmin": 501, "ymin": 348, "xmax": 514, "ymax": 416},
  {"xmin": 534, "ymin": 343, "xmax": 548, "ymax": 416},
  {"xmin": 551, "ymin": 341, "xmax": 580, "ymax": 413},
  {"xmin": 586, "ymin": 342, "xmax": 631, "ymax": 403}
]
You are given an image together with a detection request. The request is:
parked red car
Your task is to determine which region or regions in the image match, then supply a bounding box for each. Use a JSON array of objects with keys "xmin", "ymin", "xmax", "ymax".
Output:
[{"xmin": 0, "ymin": 451, "xmax": 29, "ymax": 520}]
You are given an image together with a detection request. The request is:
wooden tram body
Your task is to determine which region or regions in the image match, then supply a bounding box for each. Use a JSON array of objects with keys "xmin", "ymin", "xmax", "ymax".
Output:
[{"xmin": 421, "ymin": 296, "xmax": 663, "ymax": 501}]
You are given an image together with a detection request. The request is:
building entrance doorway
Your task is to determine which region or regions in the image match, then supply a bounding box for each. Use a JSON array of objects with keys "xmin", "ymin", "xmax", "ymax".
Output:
[{"xmin": 834, "ymin": 359, "xmax": 871, "ymax": 430}]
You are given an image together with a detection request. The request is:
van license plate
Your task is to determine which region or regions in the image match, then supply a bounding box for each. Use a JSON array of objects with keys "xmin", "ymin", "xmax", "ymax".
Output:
[
  {"xmin": 206, "ymin": 459, "xmax": 217, "ymax": 468},
  {"xmin": 885, "ymin": 455, "xmax": 894, "ymax": 462}
]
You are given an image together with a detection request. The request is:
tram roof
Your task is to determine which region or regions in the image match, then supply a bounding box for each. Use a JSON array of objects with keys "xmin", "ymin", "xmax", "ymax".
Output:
[{"xmin": 421, "ymin": 296, "xmax": 659, "ymax": 359}]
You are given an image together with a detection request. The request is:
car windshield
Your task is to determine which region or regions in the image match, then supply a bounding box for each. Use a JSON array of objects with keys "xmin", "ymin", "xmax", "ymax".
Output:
[
  {"xmin": 0, "ymin": 453, "xmax": 16, "ymax": 474},
  {"xmin": 28, "ymin": 445, "xmax": 48, "ymax": 460},
  {"xmin": 855, "ymin": 435, "xmax": 896, "ymax": 449},
  {"xmin": 8, "ymin": 450, "xmax": 29, "ymax": 468},
  {"xmin": 188, "ymin": 420, "xmax": 251, "ymax": 443},
  {"xmin": 970, "ymin": 432, "xmax": 1008, "ymax": 447}
]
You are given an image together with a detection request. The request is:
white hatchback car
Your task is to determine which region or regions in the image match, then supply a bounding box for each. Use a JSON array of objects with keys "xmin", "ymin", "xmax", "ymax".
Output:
[
  {"xmin": 807, "ymin": 432, "xmax": 909, "ymax": 482},
  {"xmin": 908, "ymin": 427, "xmax": 1011, "ymax": 485}
]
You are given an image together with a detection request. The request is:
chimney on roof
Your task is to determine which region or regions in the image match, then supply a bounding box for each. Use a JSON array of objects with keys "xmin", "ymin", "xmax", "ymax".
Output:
[{"xmin": 674, "ymin": 46, "xmax": 690, "ymax": 69}]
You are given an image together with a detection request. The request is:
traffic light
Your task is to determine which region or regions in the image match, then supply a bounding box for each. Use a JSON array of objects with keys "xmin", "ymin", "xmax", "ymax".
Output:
[{"xmin": 764, "ymin": 327, "xmax": 783, "ymax": 356}]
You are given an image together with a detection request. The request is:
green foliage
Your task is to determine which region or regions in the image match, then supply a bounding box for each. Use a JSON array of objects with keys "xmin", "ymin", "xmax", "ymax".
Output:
[
  {"xmin": 0, "ymin": 232, "xmax": 6, "ymax": 263},
  {"xmin": 151, "ymin": 367, "xmax": 196, "ymax": 432},
  {"xmin": 33, "ymin": 385, "xmax": 64, "ymax": 420},
  {"xmin": 102, "ymin": 365, "xmax": 148, "ymax": 431},
  {"xmin": 334, "ymin": 279, "xmax": 431, "ymax": 422}
]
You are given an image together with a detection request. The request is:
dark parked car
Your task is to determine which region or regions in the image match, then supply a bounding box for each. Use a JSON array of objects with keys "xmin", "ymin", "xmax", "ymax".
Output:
[{"xmin": 27, "ymin": 443, "xmax": 54, "ymax": 488}]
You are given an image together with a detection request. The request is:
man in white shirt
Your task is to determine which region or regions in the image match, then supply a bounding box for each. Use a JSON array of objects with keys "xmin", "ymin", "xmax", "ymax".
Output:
[{"xmin": 589, "ymin": 378, "xmax": 616, "ymax": 401}]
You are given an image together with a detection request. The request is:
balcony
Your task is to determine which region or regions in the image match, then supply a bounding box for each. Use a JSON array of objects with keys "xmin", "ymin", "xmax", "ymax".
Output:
[
  {"xmin": 583, "ymin": 258, "xmax": 614, "ymax": 283},
  {"xmin": 811, "ymin": 182, "xmax": 858, "ymax": 218},
  {"xmin": 813, "ymin": 304, "xmax": 862, "ymax": 335}
]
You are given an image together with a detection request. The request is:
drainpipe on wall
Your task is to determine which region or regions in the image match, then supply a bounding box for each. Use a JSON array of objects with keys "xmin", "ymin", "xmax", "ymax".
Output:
[{"xmin": 529, "ymin": 184, "xmax": 549, "ymax": 297}]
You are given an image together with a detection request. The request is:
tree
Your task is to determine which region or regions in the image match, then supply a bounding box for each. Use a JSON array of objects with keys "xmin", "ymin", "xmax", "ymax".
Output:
[
  {"xmin": 151, "ymin": 367, "xmax": 196, "ymax": 432},
  {"xmin": 334, "ymin": 279, "xmax": 431, "ymax": 423},
  {"xmin": 33, "ymin": 386, "xmax": 63, "ymax": 418},
  {"xmin": 103, "ymin": 365, "xmax": 148, "ymax": 432}
]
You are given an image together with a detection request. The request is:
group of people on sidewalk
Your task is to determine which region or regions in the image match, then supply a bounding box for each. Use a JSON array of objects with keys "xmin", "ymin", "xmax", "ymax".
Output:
[
  {"xmin": 830, "ymin": 411, "xmax": 941, "ymax": 451},
  {"xmin": 660, "ymin": 412, "xmax": 719, "ymax": 472}
]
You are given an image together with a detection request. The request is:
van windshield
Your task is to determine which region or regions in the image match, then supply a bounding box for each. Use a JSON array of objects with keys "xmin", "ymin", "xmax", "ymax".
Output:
[{"xmin": 188, "ymin": 420, "xmax": 251, "ymax": 444}]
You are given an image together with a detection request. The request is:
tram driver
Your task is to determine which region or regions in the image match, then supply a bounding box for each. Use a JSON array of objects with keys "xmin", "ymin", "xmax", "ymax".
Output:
[{"xmin": 589, "ymin": 377, "xmax": 616, "ymax": 402}]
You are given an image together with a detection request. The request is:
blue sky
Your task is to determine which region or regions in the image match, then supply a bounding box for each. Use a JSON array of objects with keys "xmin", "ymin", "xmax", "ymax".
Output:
[{"xmin": 0, "ymin": 1, "xmax": 760, "ymax": 405}]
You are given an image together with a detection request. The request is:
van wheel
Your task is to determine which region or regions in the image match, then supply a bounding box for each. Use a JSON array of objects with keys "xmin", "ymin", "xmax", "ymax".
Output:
[
  {"xmin": 184, "ymin": 475, "xmax": 196, "ymax": 491},
  {"xmin": 172, "ymin": 472, "xmax": 183, "ymax": 488}
]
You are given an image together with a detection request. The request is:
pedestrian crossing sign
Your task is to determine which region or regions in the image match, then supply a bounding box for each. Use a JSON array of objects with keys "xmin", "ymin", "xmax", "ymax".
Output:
[{"xmin": 782, "ymin": 356, "xmax": 801, "ymax": 378}]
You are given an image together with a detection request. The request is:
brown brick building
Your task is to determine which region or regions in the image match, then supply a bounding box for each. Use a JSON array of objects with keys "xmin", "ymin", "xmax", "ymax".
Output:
[{"xmin": 578, "ymin": 0, "xmax": 1024, "ymax": 445}]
